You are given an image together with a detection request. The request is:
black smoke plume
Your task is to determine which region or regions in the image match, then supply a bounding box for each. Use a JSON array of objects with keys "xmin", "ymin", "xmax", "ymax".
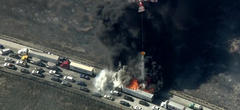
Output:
[{"xmin": 95, "ymin": 0, "xmax": 240, "ymax": 90}]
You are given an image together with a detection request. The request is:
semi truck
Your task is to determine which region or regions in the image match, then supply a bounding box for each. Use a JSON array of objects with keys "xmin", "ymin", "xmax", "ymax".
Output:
[
  {"xmin": 18, "ymin": 48, "xmax": 59, "ymax": 63},
  {"xmin": 189, "ymin": 103, "xmax": 203, "ymax": 110},
  {"xmin": 161, "ymin": 100, "xmax": 193, "ymax": 110}
]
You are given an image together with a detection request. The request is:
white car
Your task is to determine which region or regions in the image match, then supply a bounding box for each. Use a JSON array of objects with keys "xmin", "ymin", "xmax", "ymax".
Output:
[
  {"xmin": 49, "ymin": 70, "xmax": 57, "ymax": 74},
  {"xmin": 133, "ymin": 106, "xmax": 143, "ymax": 110},
  {"xmin": 103, "ymin": 95, "xmax": 114, "ymax": 101},
  {"xmin": 0, "ymin": 49, "xmax": 12, "ymax": 55},
  {"xmin": 63, "ymin": 76, "xmax": 74, "ymax": 82},
  {"xmin": 110, "ymin": 90, "xmax": 121, "ymax": 96},
  {"xmin": 32, "ymin": 70, "xmax": 40, "ymax": 74},
  {"xmin": 17, "ymin": 48, "xmax": 28, "ymax": 55},
  {"xmin": 3, "ymin": 63, "xmax": 16, "ymax": 70},
  {"xmin": 16, "ymin": 60, "xmax": 23, "ymax": 64},
  {"xmin": 152, "ymin": 105, "xmax": 160, "ymax": 110},
  {"xmin": 16, "ymin": 60, "xmax": 27, "ymax": 67}
]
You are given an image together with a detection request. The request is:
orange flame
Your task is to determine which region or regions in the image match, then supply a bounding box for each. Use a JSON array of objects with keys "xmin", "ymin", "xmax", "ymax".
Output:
[{"xmin": 127, "ymin": 78, "xmax": 139, "ymax": 90}]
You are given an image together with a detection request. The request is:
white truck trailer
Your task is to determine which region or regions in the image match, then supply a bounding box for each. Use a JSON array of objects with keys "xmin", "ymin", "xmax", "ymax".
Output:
[
  {"xmin": 121, "ymin": 87, "xmax": 154, "ymax": 102},
  {"xmin": 69, "ymin": 60, "xmax": 96, "ymax": 76},
  {"xmin": 28, "ymin": 49, "xmax": 59, "ymax": 63},
  {"xmin": 161, "ymin": 100, "xmax": 193, "ymax": 110},
  {"xmin": 18, "ymin": 48, "xmax": 59, "ymax": 63}
]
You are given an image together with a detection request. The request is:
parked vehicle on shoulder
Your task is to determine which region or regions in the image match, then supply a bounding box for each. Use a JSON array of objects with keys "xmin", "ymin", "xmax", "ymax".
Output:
[
  {"xmin": 61, "ymin": 81, "xmax": 72, "ymax": 87},
  {"xmin": 120, "ymin": 101, "xmax": 131, "ymax": 107},
  {"xmin": 63, "ymin": 76, "xmax": 75, "ymax": 82},
  {"xmin": 4, "ymin": 57, "xmax": 14, "ymax": 63},
  {"xmin": 103, "ymin": 95, "xmax": 114, "ymax": 101},
  {"xmin": 110, "ymin": 90, "xmax": 121, "ymax": 96},
  {"xmin": 189, "ymin": 103, "xmax": 203, "ymax": 110},
  {"xmin": 80, "ymin": 87, "xmax": 90, "ymax": 92},
  {"xmin": 132, "ymin": 106, "xmax": 143, "ymax": 110},
  {"xmin": 76, "ymin": 81, "xmax": 87, "ymax": 87},
  {"xmin": 9, "ymin": 53, "xmax": 20, "ymax": 59},
  {"xmin": 51, "ymin": 76, "xmax": 62, "ymax": 83},
  {"xmin": 3, "ymin": 63, "xmax": 17, "ymax": 70},
  {"xmin": 20, "ymin": 68, "xmax": 30, "ymax": 74},
  {"xmin": 124, "ymin": 95, "xmax": 134, "ymax": 102},
  {"xmin": 139, "ymin": 100, "xmax": 150, "ymax": 107},
  {"xmin": 161, "ymin": 100, "xmax": 192, "ymax": 110}
]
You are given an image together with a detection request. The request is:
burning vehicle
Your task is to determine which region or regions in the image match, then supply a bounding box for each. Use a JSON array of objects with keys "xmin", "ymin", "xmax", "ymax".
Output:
[
  {"xmin": 120, "ymin": 78, "xmax": 155, "ymax": 102},
  {"xmin": 94, "ymin": 53, "xmax": 162, "ymax": 102}
]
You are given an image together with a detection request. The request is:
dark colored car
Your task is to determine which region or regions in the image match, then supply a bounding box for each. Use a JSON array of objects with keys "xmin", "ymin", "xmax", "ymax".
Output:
[
  {"xmin": 20, "ymin": 68, "xmax": 30, "ymax": 74},
  {"xmin": 61, "ymin": 81, "xmax": 72, "ymax": 87},
  {"xmin": 84, "ymin": 75, "xmax": 90, "ymax": 80},
  {"xmin": 0, "ymin": 44, "xmax": 4, "ymax": 49},
  {"xmin": 80, "ymin": 74, "xmax": 85, "ymax": 78},
  {"xmin": 76, "ymin": 81, "xmax": 87, "ymax": 87},
  {"xmin": 51, "ymin": 76, "xmax": 62, "ymax": 83},
  {"xmin": 32, "ymin": 72, "xmax": 44, "ymax": 78},
  {"xmin": 80, "ymin": 87, "xmax": 90, "ymax": 92},
  {"xmin": 124, "ymin": 95, "xmax": 134, "ymax": 102},
  {"xmin": 80, "ymin": 74, "xmax": 90, "ymax": 80},
  {"xmin": 120, "ymin": 101, "xmax": 131, "ymax": 107},
  {"xmin": 139, "ymin": 100, "xmax": 150, "ymax": 106},
  {"xmin": 36, "ymin": 62, "xmax": 45, "ymax": 67},
  {"xmin": 34, "ymin": 67, "xmax": 45, "ymax": 73},
  {"xmin": 9, "ymin": 53, "xmax": 20, "ymax": 59},
  {"xmin": 53, "ymin": 73, "xmax": 63, "ymax": 78},
  {"xmin": 92, "ymin": 93, "xmax": 102, "ymax": 98}
]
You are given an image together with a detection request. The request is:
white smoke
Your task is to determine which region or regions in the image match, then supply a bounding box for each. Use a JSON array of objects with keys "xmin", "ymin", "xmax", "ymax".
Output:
[
  {"xmin": 94, "ymin": 54, "xmax": 147, "ymax": 93},
  {"xmin": 94, "ymin": 66, "xmax": 134, "ymax": 92}
]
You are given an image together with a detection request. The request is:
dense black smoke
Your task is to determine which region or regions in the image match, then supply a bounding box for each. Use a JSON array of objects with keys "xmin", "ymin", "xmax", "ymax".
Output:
[
  {"xmin": 95, "ymin": 0, "xmax": 240, "ymax": 90},
  {"xmin": 0, "ymin": 0, "xmax": 239, "ymax": 91}
]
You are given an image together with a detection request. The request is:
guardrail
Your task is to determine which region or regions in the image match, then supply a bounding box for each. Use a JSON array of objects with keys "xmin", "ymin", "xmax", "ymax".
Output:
[
  {"xmin": 0, "ymin": 67, "xmax": 130, "ymax": 110},
  {"xmin": 169, "ymin": 90, "xmax": 225, "ymax": 110}
]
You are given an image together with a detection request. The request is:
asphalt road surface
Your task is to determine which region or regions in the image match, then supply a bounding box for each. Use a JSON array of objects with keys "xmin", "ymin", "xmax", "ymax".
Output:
[{"xmin": 0, "ymin": 38, "xmax": 164, "ymax": 110}]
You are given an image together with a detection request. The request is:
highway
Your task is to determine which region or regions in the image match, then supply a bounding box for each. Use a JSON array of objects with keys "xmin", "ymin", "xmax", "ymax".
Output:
[
  {"xmin": 0, "ymin": 36, "xmax": 225, "ymax": 110},
  {"xmin": 0, "ymin": 38, "xmax": 164, "ymax": 110},
  {"xmin": 169, "ymin": 90, "xmax": 225, "ymax": 110}
]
